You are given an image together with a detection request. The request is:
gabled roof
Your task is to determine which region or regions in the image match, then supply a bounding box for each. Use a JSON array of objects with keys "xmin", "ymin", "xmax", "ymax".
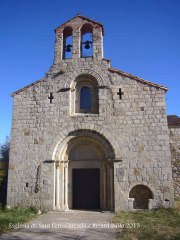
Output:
[
  {"xmin": 11, "ymin": 67, "xmax": 168, "ymax": 96},
  {"xmin": 167, "ymin": 115, "xmax": 180, "ymax": 127},
  {"xmin": 11, "ymin": 15, "xmax": 167, "ymax": 96},
  {"xmin": 55, "ymin": 14, "xmax": 104, "ymax": 35},
  {"xmin": 11, "ymin": 78, "xmax": 45, "ymax": 96},
  {"xmin": 108, "ymin": 67, "xmax": 168, "ymax": 91}
]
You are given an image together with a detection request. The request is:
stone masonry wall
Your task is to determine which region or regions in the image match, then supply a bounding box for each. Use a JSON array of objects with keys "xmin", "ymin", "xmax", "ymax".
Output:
[
  {"xmin": 169, "ymin": 127, "xmax": 180, "ymax": 200},
  {"xmin": 7, "ymin": 16, "xmax": 174, "ymax": 211},
  {"xmin": 54, "ymin": 16, "xmax": 103, "ymax": 63},
  {"xmin": 7, "ymin": 57, "xmax": 173, "ymax": 210}
]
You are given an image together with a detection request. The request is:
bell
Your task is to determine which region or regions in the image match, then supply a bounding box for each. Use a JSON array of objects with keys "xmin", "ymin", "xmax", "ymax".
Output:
[
  {"xmin": 84, "ymin": 41, "xmax": 90, "ymax": 49},
  {"xmin": 66, "ymin": 44, "xmax": 71, "ymax": 52}
]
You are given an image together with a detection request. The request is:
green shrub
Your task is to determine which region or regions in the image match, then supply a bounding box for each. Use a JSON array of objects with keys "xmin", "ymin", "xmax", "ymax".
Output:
[
  {"xmin": 113, "ymin": 202, "xmax": 180, "ymax": 240},
  {"xmin": 0, "ymin": 207, "xmax": 37, "ymax": 234}
]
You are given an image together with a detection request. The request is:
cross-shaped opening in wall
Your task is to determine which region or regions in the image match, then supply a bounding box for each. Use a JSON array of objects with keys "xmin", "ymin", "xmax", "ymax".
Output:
[
  {"xmin": 117, "ymin": 88, "xmax": 124, "ymax": 99},
  {"xmin": 48, "ymin": 92, "xmax": 54, "ymax": 104}
]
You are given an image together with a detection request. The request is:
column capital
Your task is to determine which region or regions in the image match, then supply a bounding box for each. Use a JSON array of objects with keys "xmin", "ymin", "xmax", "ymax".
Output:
[
  {"xmin": 111, "ymin": 158, "xmax": 123, "ymax": 163},
  {"xmin": 64, "ymin": 160, "xmax": 69, "ymax": 167},
  {"xmin": 55, "ymin": 161, "xmax": 61, "ymax": 168}
]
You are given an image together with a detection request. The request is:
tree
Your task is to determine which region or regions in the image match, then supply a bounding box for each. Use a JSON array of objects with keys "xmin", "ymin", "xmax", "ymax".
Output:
[{"xmin": 0, "ymin": 137, "xmax": 10, "ymax": 186}]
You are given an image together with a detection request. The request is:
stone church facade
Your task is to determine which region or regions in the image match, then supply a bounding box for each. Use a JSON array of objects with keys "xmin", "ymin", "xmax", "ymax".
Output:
[
  {"xmin": 7, "ymin": 15, "xmax": 175, "ymax": 212},
  {"xmin": 168, "ymin": 115, "xmax": 180, "ymax": 200}
]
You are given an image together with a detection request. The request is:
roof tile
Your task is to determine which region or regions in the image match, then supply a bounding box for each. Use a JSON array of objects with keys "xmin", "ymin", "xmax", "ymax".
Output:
[
  {"xmin": 167, "ymin": 115, "xmax": 180, "ymax": 126},
  {"xmin": 108, "ymin": 67, "xmax": 168, "ymax": 91}
]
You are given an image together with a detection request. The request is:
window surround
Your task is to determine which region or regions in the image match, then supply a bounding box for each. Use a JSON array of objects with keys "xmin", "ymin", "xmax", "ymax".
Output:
[{"xmin": 70, "ymin": 74, "xmax": 99, "ymax": 115}]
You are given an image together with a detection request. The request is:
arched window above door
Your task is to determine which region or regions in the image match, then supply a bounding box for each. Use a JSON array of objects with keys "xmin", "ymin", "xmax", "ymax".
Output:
[
  {"xmin": 70, "ymin": 74, "xmax": 99, "ymax": 115},
  {"xmin": 80, "ymin": 86, "xmax": 91, "ymax": 110}
]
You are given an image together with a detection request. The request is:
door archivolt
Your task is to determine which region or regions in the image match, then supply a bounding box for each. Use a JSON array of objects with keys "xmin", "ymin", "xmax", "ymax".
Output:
[{"xmin": 54, "ymin": 134, "xmax": 114, "ymax": 211}]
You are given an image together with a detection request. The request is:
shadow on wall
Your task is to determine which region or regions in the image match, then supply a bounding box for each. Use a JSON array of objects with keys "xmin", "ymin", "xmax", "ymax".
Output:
[
  {"xmin": 129, "ymin": 185, "xmax": 153, "ymax": 209},
  {"xmin": 0, "ymin": 174, "xmax": 8, "ymax": 205}
]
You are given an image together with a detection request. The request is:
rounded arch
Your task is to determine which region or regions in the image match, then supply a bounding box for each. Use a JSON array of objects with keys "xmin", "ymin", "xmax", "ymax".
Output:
[
  {"xmin": 63, "ymin": 26, "xmax": 73, "ymax": 36},
  {"xmin": 55, "ymin": 129, "xmax": 115, "ymax": 211},
  {"xmin": 61, "ymin": 135, "xmax": 109, "ymax": 162},
  {"xmin": 70, "ymin": 73, "xmax": 99, "ymax": 114},
  {"xmin": 63, "ymin": 26, "xmax": 73, "ymax": 59},
  {"xmin": 80, "ymin": 23, "xmax": 93, "ymax": 34},
  {"xmin": 55, "ymin": 129, "xmax": 115, "ymax": 161},
  {"xmin": 80, "ymin": 23, "xmax": 93, "ymax": 57},
  {"xmin": 69, "ymin": 143, "xmax": 101, "ymax": 161},
  {"xmin": 47, "ymin": 127, "xmax": 117, "ymax": 161},
  {"xmin": 129, "ymin": 184, "xmax": 153, "ymax": 209},
  {"xmin": 70, "ymin": 73, "xmax": 99, "ymax": 89},
  {"xmin": 64, "ymin": 69, "xmax": 104, "ymax": 88}
]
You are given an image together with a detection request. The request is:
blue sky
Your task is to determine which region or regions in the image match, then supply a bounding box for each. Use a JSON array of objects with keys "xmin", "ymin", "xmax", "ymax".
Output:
[{"xmin": 0, "ymin": 0, "xmax": 180, "ymax": 143}]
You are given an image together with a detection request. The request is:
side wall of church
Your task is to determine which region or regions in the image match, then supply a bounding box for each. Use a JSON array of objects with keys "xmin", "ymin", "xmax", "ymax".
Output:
[
  {"xmin": 169, "ymin": 126, "xmax": 180, "ymax": 200},
  {"xmin": 7, "ymin": 56, "xmax": 173, "ymax": 211}
]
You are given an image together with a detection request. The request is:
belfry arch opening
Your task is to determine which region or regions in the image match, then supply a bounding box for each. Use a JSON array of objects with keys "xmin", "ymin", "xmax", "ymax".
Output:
[
  {"xmin": 63, "ymin": 27, "xmax": 73, "ymax": 59},
  {"xmin": 81, "ymin": 24, "xmax": 93, "ymax": 57},
  {"xmin": 54, "ymin": 130, "xmax": 115, "ymax": 211}
]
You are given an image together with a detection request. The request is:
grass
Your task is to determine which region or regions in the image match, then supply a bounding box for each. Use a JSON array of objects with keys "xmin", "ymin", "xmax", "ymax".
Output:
[
  {"xmin": 0, "ymin": 206, "xmax": 38, "ymax": 235},
  {"xmin": 113, "ymin": 201, "xmax": 180, "ymax": 240}
]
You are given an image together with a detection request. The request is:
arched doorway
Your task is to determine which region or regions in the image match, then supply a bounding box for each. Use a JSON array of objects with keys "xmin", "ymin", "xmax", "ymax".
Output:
[
  {"xmin": 129, "ymin": 185, "xmax": 153, "ymax": 209},
  {"xmin": 69, "ymin": 144, "xmax": 100, "ymax": 209},
  {"xmin": 54, "ymin": 130, "xmax": 115, "ymax": 211}
]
